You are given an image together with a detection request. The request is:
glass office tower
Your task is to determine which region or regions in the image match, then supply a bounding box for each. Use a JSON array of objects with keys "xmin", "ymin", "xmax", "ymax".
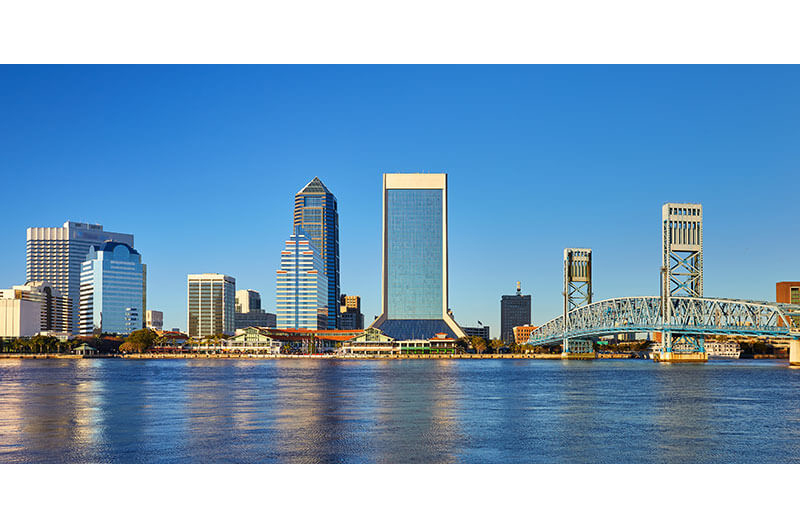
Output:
[
  {"xmin": 293, "ymin": 177, "xmax": 339, "ymax": 329},
  {"xmin": 79, "ymin": 242, "xmax": 145, "ymax": 335},
  {"xmin": 371, "ymin": 173, "xmax": 465, "ymax": 340}
]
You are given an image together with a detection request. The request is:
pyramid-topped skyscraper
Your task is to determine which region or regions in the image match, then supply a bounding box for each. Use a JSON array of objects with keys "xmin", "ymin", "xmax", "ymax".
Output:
[{"xmin": 293, "ymin": 177, "xmax": 340, "ymax": 329}]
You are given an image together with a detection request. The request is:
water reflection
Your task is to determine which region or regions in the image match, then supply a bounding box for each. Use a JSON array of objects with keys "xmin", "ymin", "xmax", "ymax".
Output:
[{"xmin": 2, "ymin": 358, "xmax": 800, "ymax": 463}]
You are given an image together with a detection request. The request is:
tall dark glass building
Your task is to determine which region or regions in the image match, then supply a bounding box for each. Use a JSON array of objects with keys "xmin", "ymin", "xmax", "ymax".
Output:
[
  {"xmin": 500, "ymin": 282, "xmax": 531, "ymax": 344},
  {"xmin": 293, "ymin": 177, "xmax": 339, "ymax": 329},
  {"xmin": 371, "ymin": 173, "xmax": 465, "ymax": 340}
]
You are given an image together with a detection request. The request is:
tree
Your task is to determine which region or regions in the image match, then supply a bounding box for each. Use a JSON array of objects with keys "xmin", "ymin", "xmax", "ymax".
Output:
[
  {"xmin": 489, "ymin": 339, "xmax": 505, "ymax": 352},
  {"xmin": 469, "ymin": 336, "xmax": 488, "ymax": 353},
  {"xmin": 121, "ymin": 328, "xmax": 158, "ymax": 353}
]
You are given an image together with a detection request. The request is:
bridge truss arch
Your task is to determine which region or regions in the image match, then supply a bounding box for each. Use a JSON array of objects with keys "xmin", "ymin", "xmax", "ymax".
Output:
[{"xmin": 528, "ymin": 296, "xmax": 800, "ymax": 347}]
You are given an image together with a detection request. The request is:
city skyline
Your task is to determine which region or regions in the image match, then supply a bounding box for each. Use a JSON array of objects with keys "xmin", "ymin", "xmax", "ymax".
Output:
[{"xmin": 1, "ymin": 66, "xmax": 799, "ymax": 335}]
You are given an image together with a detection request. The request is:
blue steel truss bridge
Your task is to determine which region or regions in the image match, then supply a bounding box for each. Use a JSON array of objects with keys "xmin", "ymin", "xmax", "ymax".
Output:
[{"xmin": 527, "ymin": 296, "xmax": 800, "ymax": 346}]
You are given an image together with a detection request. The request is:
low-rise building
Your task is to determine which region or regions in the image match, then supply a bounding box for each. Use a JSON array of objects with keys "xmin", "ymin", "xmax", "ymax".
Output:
[
  {"xmin": 0, "ymin": 281, "xmax": 72, "ymax": 336},
  {"xmin": 146, "ymin": 310, "xmax": 163, "ymax": 331},
  {"xmin": 513, "ymin": 325, "xmax": 538, "ymax": 345},
  {"xmin": 341, "ymin": 329, "xmax": 463, "ymax": 355},
  {"xmin": 462, "ymin": 325, "xmax": 490, "ymax": 340},
  {"xmin": 0, "ymin": 297, "xmax": 41, "ymax": 337}
]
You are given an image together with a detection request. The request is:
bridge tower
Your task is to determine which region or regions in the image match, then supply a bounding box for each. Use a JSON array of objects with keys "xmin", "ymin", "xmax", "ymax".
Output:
[
  {"xmin": 563, "ymin": 248, "xmax": 595, "ymax": 358},
  {"xmin": 659, "ymin": 203, "xmax": 707, "ymax": 362}
]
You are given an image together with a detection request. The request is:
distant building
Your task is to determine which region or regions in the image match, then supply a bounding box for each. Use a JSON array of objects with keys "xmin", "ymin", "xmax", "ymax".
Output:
[
  {"xmin": 234, "ymin": 289, "xmax": 277, "ymax": 329},
  {"xmin": 187, "ymin": 273, "xmax": 235, "ymax": 338},
  {"xmin": 370, "ymin": 173, "xmax": 465, "ymax": 340},
  {"xmin": 501, "ymin": 282, "xmax": 531, "ymax": 344},
  {"xmin": 146, "ymin": 310, "xmax": 163, "ymax": 331},
  {"xmin": 777, "ymin": 282, "xmax": 800, "ymax": 304},
  {"xmin": 462, "ymin": 325, "xmax": 490, "ymax": 340},
  {"xmin": 339, "ymin": 295, "xmax": 364, "ymax": 330},
  {"xmin": 512, "ymin": 325, "xmax": 538, "ymax": 345},
  {"xmin": 777, "ymin": 282, "xmax": 800, "ymax": 326},
  {"xmin": 27, "ymin": 221, "xmax": 134, "ymax": 334},
  {"xmin": 235, "ymin": 311, "xmax": 277, "ymax": 329},
  {"xmin": 0, "ymin": 297, "xmax": 41, "ymax": 337},
  {"xmin": 0, "ymin": 281, "xmax": 72, "ymax": 335},
  {"xmin": 294, "ymin": 177, "xmax": 340, "ymax": 329},
  {"xmin": 276, "ymin": 227, "xmax": 328, "ymax": 330},
  {"xmin": 235, "ymin": 289, "xmax": 261, "ymax": 313},
  {"xmin": 79, "ymin": 242, "xmax": 146, "ymax": 336}
]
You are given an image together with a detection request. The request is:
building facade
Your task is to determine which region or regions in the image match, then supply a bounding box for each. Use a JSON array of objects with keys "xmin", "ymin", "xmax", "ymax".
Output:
[
  {"xmin": 146, "ymin": 310, "xmax": 163, "ymax": 331},
  {"xmin": 79, "ymin": 242, "xmax": 146, "ymax": 336},
  {"xmin": 462, "ymin": 325, "xmax": 490, "ymax": 340},
  {"xmin": 294, "ymin": 177, "xmax": 340, "ymax": 329},
  {"xmin": 235, "ymin": 289, "xmax": 261, "ymax": 313},
  {"xmin": 276, "ymin": 227, "xmax": 329, "ymax": 330},
  {"xmin": 187, "ymin": 273, "xmax": 235, "ymax": 338},
  {"xmin": 0, "ymin": 297, "xmax": 41, "ymax": 337},
  {"xmin": 27, "ymin": 221, "xmax": 134, "ymax": 334},
  {"xmin": 501, "ymin": 283, "xmax": 531, "ymax": 344},
  {"xmin": 777, "ymin": 282, "xmax": 800, "ymax": 305},
  {"xmin": 370, "ymin": 173, "xmax": 465, "ymax": 340},
  {"xmin": 339, "ymin": 294, "xmax": 364, "ymax": 330},
  {"xmin": 0, "ymin": 281, "xmax": 72, "ymax": 335},
  {"xmin": 234, "ymin": 289, "xmax": 277, "ymax": 329},
  {"xmin": 512, "ymin": 325, "xmax": 538, "ymax": 345}
]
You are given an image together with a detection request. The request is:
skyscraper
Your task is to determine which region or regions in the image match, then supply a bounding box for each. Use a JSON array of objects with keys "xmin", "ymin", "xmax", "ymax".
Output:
[
  {"xmin": 27, "ymin": 221, "xmax": 134, "ymax": 334},
  {"xmin": 187, "ymin": 274, "xmax": 235, "ymax": 338},
  {"xmin": 276, "ymin": 227, "xmax": 328, "ymax": 330},
  {"xmin": 0, "ymin": 281, "xmax": 72, "ymax": 335},
  {"xmin": 79, "ymin": 242, "xmax": 146, "ymax": 336},
  {"xmin": 371, "ymin": 173, "xmax": 465, "ymax": 340},
  {"xmin": 294, "ymin": 177, "xmax": 340, "ymax": 329},
  {"xmin": 500, "ymin": 282, "xmax": 531, "ymax": 344}
]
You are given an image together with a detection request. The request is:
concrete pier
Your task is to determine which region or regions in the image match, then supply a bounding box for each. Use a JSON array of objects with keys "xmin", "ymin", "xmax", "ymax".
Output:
[{"xmin": 790, "ymin": 340, "xmax": 800, "ymax": 366}]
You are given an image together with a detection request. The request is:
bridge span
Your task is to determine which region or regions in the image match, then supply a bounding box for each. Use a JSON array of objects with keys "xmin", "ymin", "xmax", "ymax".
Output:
[{"xmin": 527, "ymin": 295, "xmax": 800, "ymax": 348}]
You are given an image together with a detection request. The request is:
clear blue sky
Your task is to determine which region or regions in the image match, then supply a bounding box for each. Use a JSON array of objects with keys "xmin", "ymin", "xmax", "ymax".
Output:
[{"xmin": 1, "ymin": 65, "xmax": 798, "ymax": 336}]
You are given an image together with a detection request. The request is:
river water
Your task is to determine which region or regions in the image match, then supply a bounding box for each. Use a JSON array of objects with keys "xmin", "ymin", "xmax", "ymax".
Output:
[{"xmin": 1, "ymin": 358, "xmax": 799, "ymax": 463}]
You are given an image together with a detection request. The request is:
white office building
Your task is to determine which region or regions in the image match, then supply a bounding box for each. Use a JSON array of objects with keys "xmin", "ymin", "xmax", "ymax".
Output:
[
  {"xmin": 187, "ymin": 274, "xmax": 235, "ymax": 337},
  {"xmin": 27, "ymin": 221, "xmax": 134, "ymax": 334},
  {"xmin": 276, "ymin": 227, "xmax": 328, "ymax": 330},
  {"xmin": 0, "ymin": 281, "xmax": 72, "ymax": 336}
]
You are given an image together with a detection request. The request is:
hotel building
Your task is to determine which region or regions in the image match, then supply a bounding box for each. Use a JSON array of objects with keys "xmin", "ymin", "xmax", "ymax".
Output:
[
  {"xmin": 276, "ymin": 227, "xmax": 328, "ymax": 330},
  {"xmin": 187, "ymin": 273, "xmax": 236, "ymax": 338},
  {"xmin": 370, "ymin": 173, "xmax": 465, "ymax": 340},
  {"xmin": 27, "ymin": 221, "xmax": 134, "ymax": 334},
  {"xmin": 0, "ymin": 281, "xmax": 72, "ymax": 336},
  {"xmin": 294, "ymin": 177, "xmax": 340, "ymax": 329},
  {"xmin": 79, "ymin": 242, "xmax": 146, "ymax": 336}
]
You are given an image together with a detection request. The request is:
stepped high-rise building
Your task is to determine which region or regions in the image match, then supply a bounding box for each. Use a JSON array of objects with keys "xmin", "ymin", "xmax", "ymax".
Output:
[
  {"xmin": 370, "ymin": 173, "xmax": 465, "ymax": 340},
  {"xmin": 187, "ymin": 274, "xmax": 236, "ymax": 338},
  {"xmin": 27, "ymin": 221, "xmax": 134, "ymax": 334},
  {"xmin": 339, "ymin": 294, "xmax": 364, "ymax": 330},
  {"xmin": 79, "ymin": 242, "xmax": 146, "ymax": 336},
  {"xmin": 294, "ymin": 177, "xmax": 339, "ymax": 329},
  {"xmin": 276, "ymin": 227, "xmax": 328, "ymax": 330}
]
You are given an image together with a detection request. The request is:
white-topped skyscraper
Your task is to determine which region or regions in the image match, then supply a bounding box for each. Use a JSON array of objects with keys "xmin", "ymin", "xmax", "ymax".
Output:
[
  {"xmin": 370, "ymin": 173, "xmax": 465, "ymax": 340},
  {"xmin": 27, "ymin": 221, "xmax": 134, "ymax": 334},
  {"xmin": 276, "ymin": 226, "xmax": 328, "ymax": 330}
]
